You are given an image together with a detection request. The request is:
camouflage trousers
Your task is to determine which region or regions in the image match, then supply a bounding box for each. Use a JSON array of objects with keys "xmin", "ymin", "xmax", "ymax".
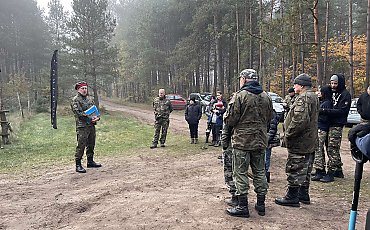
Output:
[
  {"xmin": 327, "ymin": 126, "xmax": 344, "ymax": 172},
  {"xmin": 286, "ymin": 151, "xmax": 314, "ymax": 187},
  {"xmin": 223, "ymin": 146, "xmax": 236, "ymax": 196},
  {"xmin": 75, "ymin": 126, "xmax": 96, "ymax": 160},
  {"xmin": 232, "ymin": 148, "xmax": 268, "ymax": 196},
  {"xmin": 152, "ymin": 118, "xmax": 170, "ymax": 144},
  {"xmin": 313, "ymin": 129, "xmax": 329, "ymax": 171}
]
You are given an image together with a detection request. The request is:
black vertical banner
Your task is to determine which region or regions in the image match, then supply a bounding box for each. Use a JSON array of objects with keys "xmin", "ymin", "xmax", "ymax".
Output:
[{"xmin": 50, "ymin": 50, "xmax": 58, "ymax": 129}]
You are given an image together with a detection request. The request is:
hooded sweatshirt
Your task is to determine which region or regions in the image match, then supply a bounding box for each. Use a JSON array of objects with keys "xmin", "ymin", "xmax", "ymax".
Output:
[
  {"xmin": 320, "ymin": 74, "xmax": 351, "ymax": 127},
  {"xmin": 318, "ymin": 85, "xmax": 333, "ymax": 131}
]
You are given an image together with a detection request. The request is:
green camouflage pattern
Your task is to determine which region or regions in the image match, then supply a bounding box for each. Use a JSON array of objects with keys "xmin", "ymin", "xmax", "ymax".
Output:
[
  {"xmin": 221, "ymin": 124, "xmax": 236, "ymax": 195},
  {"xmin": 286, "ymin": 152, "xmax": 314, "ymax": 187},
  {"xmin": 71, "ymin": 93, "xmax": 96, "ymax": 128},
  {"xmin": 232, "ymin": 148, "xmax": 268, "ymax": 196},
  {"xmin": 313, "ymin": 129, "xmax": 329, "ymax": 171},
  {"xmin": 327, "ymin": 126, "xmax": 344, "ymax": 172},
  {"xmin": 75, "ymin": 126, "xmax": 96, "ymax": 160},
  {"xmin": 153, "ymin": 118, "xmax": 170, "ymax": 144},
  {"xmin": 284, "ymin": 90, "xmax": 319, "ymax": 154},
  {"xmin": 152, "ymin": 96, "xmax": 173, "ymax": 144},
  {"xmin": 283, "ymin": 94, "xmax": 297, "ymax": 119},
  {"xmin": 224, "ymin": 90, "xmax": 272, "ymax": 151}
]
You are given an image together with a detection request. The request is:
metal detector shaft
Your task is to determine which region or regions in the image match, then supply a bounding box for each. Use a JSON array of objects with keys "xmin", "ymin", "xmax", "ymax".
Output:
[{"xmin": 348, "ymin": 161, "xmax": 364, "ymax": 230}]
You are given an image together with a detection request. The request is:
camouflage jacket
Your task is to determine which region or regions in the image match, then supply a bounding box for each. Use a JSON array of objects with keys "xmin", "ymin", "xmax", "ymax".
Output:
[
  {"xmin": 284, "ymin": 89, "xmax": 319, "ymax": 154},
  {"xmin": 283, "ymin": 94, "xmax": 297, "ymax": 115},
  {"xmin": 71, "ymin": 93, "xmax": 96, "ymax": 128},
  {"xmin": 224, "ymin": 82, "xmax": 273, "ymax": 151},
  {"xmin": 153, "ymin": 96, "xmax": 173, "ymax": 120}
]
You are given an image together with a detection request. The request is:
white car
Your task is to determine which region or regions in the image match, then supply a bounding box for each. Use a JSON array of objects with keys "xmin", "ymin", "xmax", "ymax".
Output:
[
  {"xmin": 347, "ymin": 98, "xmax": 361, "ymax": 127},
  {"xmin": 268, "ymin": 92, "xmax": 285, "ymax": 121}
]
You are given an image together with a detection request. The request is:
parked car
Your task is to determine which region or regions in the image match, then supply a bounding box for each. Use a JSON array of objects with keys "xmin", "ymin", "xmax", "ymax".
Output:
[
  {"xmin": 166, "ymin": 94, "xmax": 187, "ymax": 110},
  {"xmin": 346, "ymin": 98, "xmax": 361, "ymax": 127},
  {"xmin": 268, "ymin": 92, "xmax": 285, "ymax": 121},
  {"xmin": 188, "ymin": 93, "xmax": 211, "ymax": 113}
]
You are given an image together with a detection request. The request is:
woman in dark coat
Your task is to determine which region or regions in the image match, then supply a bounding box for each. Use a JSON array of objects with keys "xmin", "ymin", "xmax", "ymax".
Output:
[{"xmin": 185, "ymin": 97, "xmax": 202, "ymax": 144}]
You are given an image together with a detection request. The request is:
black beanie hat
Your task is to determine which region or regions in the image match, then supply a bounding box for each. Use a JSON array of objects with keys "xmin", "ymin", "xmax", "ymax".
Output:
[
  {"xmin": 293, "ymin": 73, "xmax": 312, "ymax": 87},
  {"xmin": 288, "ymin": 87, "xmax": 294, "ymax": 93}
]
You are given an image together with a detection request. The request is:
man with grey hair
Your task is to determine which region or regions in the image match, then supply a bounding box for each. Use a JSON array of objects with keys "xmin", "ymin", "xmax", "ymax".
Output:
[
  {"xmin": 224, "ymin": 69, "xmax": 272, "ymax": 217},
  {"xmin": 150, "ymin": 89, "xmax": 173, "ymax": 149},
  {"xmin": 319, "ymin": 74, "xmax": 351, "ymax": 182},
  {"xmin": 275, "ymin": 73, "xmax": 319, "ymax": 207}
]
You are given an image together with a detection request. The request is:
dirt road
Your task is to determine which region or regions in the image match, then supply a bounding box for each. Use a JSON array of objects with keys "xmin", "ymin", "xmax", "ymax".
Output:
[{"xmin": 0, "ymin": 101, "xmax": 369, "ymax": 230}]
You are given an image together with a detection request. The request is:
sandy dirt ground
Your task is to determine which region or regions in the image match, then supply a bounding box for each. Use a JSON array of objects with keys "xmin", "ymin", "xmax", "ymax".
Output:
[{"xmin": 0, "ymin": 100, "xmax": 369, "ymax": 230}]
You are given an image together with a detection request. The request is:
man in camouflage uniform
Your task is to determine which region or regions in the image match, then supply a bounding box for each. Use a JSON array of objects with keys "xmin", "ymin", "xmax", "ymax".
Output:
[
  {"xmin": 220, "ymin": 123, "xmax": 237, "ymax": 206},
  {"xmin": 275, "ymin": 73, "xmax": 319, "ymax": 207},
  {"xmin": 150, "ymin": 89, "xmax": 173, "ymax": 148},
  {"xmin": 319, "ymin": 74, "xmax": 351, "ymax": 182},
  {"xmin": 224, "ymin": 69, "xmax": 272, "ymax": 218},
  {"xmin": 283, "ymin": 87, "xmax": 296, "ymax": 119},
  {"xmin": 71, "ymin": 81, "xmax": 102, "ymax": 173}
]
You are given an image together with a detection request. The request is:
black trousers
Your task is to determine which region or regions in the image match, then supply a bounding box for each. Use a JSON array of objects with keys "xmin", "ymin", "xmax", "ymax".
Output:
[
  {"xmin": 211, "ymin": 124, "xmax": 222, "ymax": 142},
  {"xmin": 189, "ymin": 123, "xmax": 199, "ymax": 138}
]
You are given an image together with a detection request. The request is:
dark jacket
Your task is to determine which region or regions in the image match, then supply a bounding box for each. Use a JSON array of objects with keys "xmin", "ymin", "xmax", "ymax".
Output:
[
  {"xmin": 284, "ymin": 89, "xmax": 319, "ymax": 154},
  {"xmin": 320, "ymin": 74, "xmax": 351, "ymax": 127},
  {"xmin": 185, "ymin": 102, "xmax": 202, "ymax": 124},
  {"xmin": 318, "ymin": 85, "xmax": 333, "ymax": 132},
  {"xmin": 357, "ymin": 91, "xmax": 370, "ymax": 120},
  {"xmin": 267, "ymin": 110, "xmax": 279, "ymax": 144},
  {"xmin": 224, "ymin": 81, "xmax": 273, "ymax": 151},
  {"xmin": 207, "ymin": 99, "xmax": 227, "ymax": 126}
]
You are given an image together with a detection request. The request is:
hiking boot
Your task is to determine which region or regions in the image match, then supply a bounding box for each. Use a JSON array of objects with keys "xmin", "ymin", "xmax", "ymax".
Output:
[
  {"xmin": 87, "ymin": 157, "xmax": 102, "ymax": 168},
  {"xmin": 160, "ymin": 143, "xmax": 166, "ymax": 147},
  {"xmin": 255, "ymin": 195, "xmax": 266, "ymax": 216},
  {"xmin": 312, "ymin": 169, "xmax": 326, "ymax": 181},
  {"xmin": 209, "ymin": 141, "xmax": 215, "ymax": 146},
  {"xmin": 226, "ymin": 195, "xmax": 250, "ymax": 218},
  {"xmin": 275, "ymin": 186, "xmax": 300, "ymax": 207},
  {"xmin": 76, "ymin": 159, "xmax": 86, "ymax": 173},
  {"xmin": 298, "ymin": 185, "xmax": 310, "ymax": 204},
  {"xmin": 214, "ymin": 141, "xmax": 220, "ymax": 147},
  {"xmin": 225, "ymin": 195, "xmax": 238, "ymax": 207},
  {"xmin": 320, "ymin": 173, "xmax": 334, "ymax": 183},
  {"xmin": 333, "ymin": 170, "xmax": 344, "ymax": 178},
  {"xmin": 191, "ymin": 138, "xmax": 194, "ymax": 144},
  {"xmin": 150, "ymin": 143, "xmax": 157, "ymax": 149},
  {"xmin": 194, "ymin": 138, "xmax": 198, "ymax": 144}
]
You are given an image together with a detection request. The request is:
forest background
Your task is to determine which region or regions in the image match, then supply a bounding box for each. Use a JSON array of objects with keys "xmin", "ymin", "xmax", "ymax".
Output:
[{"xmin": 0, "ymin": 0, "xmax": 369, "ymax": 112}]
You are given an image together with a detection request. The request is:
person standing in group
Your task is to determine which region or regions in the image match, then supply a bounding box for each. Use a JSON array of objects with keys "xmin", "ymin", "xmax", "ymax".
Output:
[
  {"xmin": 312, "ymin": 85, "xmax": 333, "ymax": 181},
  {"xmin": 265, "ymin": 109, "xmax": 280, "ymax": 183},
  {"xmin": 150, "ymin": 89, "xmax": 173, "ymax": 149},
  {"xmin": 275, "ymin": 73, "xmax": 319, "ymax": 207},
  {"xmin": 283, "ymin": 87, "xmax": 297, "ymax": 118},
  {"xmin": 319, "ymin": 74, "xmax": 351, "ymax": 182},
  {"xmin": 71, "ymin": 81, "xmax": 102, "ymax": 173},
  {"xmin": 224, "ymin": 69, "xmax": 272, "ymax": 218},
  {"xmin": 208, "ymin": 91, "xmax": 227, "ymax": 147},
  {"xmin": 185, "ymin": 97, "xmax": 202, "ymax": 144},
  {"xmin": 357, "ymin": 86, "xmax": 370, "ymax": 121}
]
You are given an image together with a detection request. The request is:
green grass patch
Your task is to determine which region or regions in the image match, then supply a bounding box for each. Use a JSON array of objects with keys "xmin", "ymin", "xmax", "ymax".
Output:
[{"xmin": 0, "ymin": 112, "xmax": 214, "ymax": 174}]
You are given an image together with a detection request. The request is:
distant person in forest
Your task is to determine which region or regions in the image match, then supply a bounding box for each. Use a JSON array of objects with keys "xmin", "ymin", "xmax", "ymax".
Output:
[
  {"xmin": 185, "ymin": 96, "xmax": 202, "ymax": 144},
  {"xmin": 265, "ymin": 109, "xmax": 280, "ymax": 183},
  {"xmin": 283, "ymin": 87, "xmax": 296, "ymax": 118},
  {"xmin": 224, "ymin": 69, "xmax": 272, "ymax": 218},
  {"xmin": 71, "ymin": 81, "xmax": 102, "ymax": 173},
  {"xmin": 275, "ymin": 73, "xmax": 318, "ymax": 207},
  {"xmin": 319, "ymin": 74, "xmax": 351, "ymax": 183},
  {"xmin": 150, "ymin": 89, "xmax": 173, "ymax": 149},
  {"xmin": 207, "ymin": 91, "xmax": 227, "ymax": 147}
]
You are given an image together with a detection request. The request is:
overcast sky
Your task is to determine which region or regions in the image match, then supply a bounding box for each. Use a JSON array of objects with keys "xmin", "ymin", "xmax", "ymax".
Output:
[{"xmin": 36, "ymin": 0, "xmax": 72, "ymax": 14}]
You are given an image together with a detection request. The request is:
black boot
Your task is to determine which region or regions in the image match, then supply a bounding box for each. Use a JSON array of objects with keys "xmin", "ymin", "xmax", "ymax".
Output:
[
  {"xmin": 320, "ymin": 172, "xmax": 334, "ymax": 183},
  {"xmin": 76, "ymin": 159, "xmax": 86, "ymax": 173},
  {"xmin": 266, "ymin": 172, "xmax": 271, "ymax": 183},
  {"xmin": 191, "ymin": 138, "xmax": 194, "ymax": 144},
  {"xmin": 312, "ymin": 169, "xmax": 326, "ymax": 181},
  {"xmin": 150, "ymin": 143, "xmax": 157, "ymax": 149},
  {"xmin": 225, "ymin": 195, "xmax": 238, "ymax": 207},
  {"xmin": 194, "ymin": 138, "xmax": 198, "ymax": 144},
  {"xmin": 275, "ymin": 186, "xmax": 300, "ymax": 207},
  {"xmin": 333, "ymin": 169, "xmax": 344, "ymax": 178},
  {"xmin": 255, "ymin": 195, "xmax": 266, "ymax": 216},
  {"xmin": 226, "ymin": 195, "xmax": 250, "ymax": 218},
  {"xmin": 87, "ymin": 157, "xmax": 102, "ymax": 168},
  {"xmin": 298, "ymin": 185, "xmax": 310, "ymax": 204}
]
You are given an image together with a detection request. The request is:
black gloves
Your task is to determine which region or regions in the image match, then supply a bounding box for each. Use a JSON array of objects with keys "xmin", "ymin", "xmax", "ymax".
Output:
[{"xmin": 348, "ymin": 123, "xmax": 370, "ymax": 144}]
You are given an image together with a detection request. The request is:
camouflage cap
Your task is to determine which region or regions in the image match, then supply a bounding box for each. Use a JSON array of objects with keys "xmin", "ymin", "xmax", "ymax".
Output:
[{"xmin": 239, "ymin": 69, "xmax": 258, "ymax": 80}]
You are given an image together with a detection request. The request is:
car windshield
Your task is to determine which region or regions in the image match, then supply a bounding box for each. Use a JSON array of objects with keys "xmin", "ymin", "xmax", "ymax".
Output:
[
  {"xmin": 167, "ymin": 95, "xmax": 183, "ymax": 100},
  {"xmin": 270, "ymin": 95, "xmax": 283, "ymax": 103}
]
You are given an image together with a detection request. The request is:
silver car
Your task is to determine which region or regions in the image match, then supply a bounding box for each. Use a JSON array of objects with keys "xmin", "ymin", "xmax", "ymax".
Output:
[
  {"xmin": 347, "ymin": 98, "xmax": 361, "ymax": 127},
  {"xmin": 267, "ymin": 92, "xmax": 285, "ymax": 121}
]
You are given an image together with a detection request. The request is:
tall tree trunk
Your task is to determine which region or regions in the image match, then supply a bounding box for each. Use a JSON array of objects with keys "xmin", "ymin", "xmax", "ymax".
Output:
[
  {"xmin": 259, "ymin": 0, "xmax": 263, "ymax": 85},
  {"xmin": 323, "ymin": 0, "xmax": 330, "ymax": 84},
  {"xmin": 299, "ymin": 4, "xmax": 305, "ymax": 73},
  {"xmin": 281, "ymin": 2, "xmax": 286, "ymax": 96},
  {"xmin": 348, "ymin": 0, "xmax": 354, "ymax": 96},
  {"xmin": 312, "ymin": 0, "xmax": 324, "ymax": 87},
  {"xmin": 249, "ymin": 1, "xmax": 253, "ymax": 68},
  {"xmin": 236, "ymin": 2, "xmax": 240, "ymax": 73}
]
